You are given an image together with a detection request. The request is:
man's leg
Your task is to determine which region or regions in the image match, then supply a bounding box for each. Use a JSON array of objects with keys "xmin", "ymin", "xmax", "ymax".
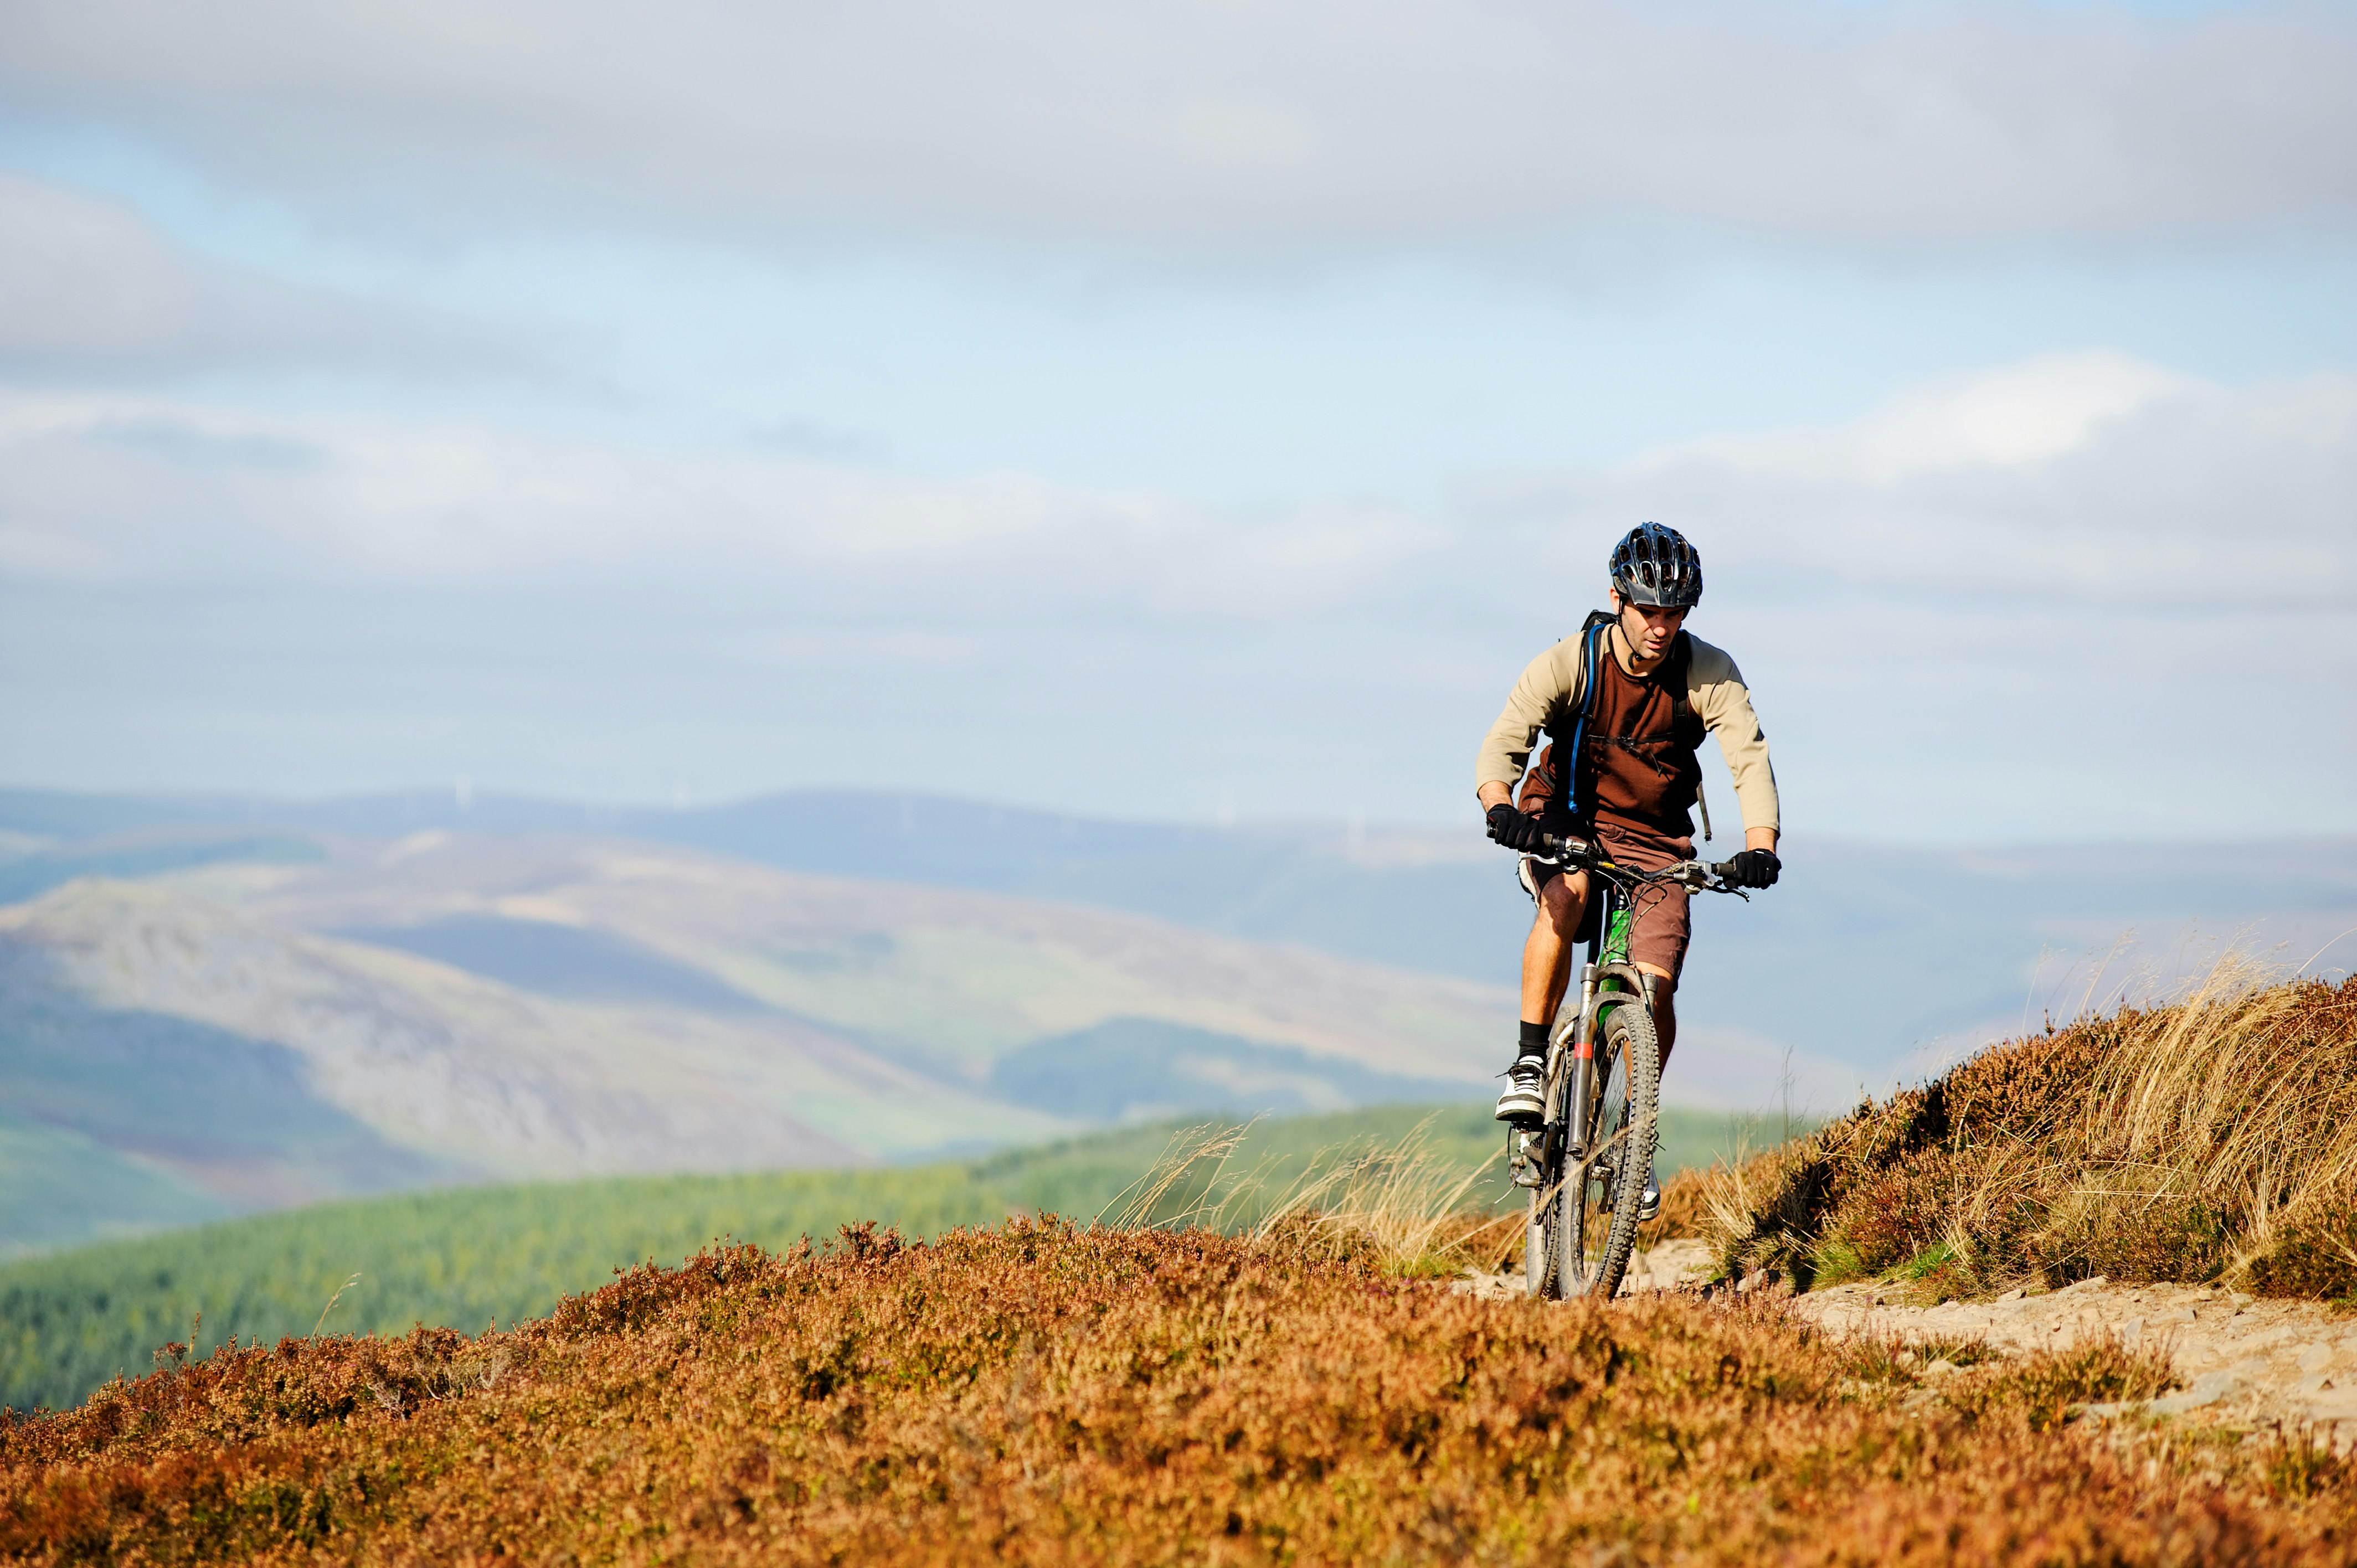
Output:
[
  {"xmin": 1499, "ymin": 869, "xmax": 1587, "ymax": 1122},
  {"xmin": 1521, "ymin": 871, "xmax": 1588, "ymax": 1030},
  {"xmin": 1634, "ymin": 965, "xmax": 1676, "ymax": 1070}
]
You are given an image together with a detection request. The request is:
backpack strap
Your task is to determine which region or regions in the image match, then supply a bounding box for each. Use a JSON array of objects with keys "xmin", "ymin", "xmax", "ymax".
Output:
[
  {"xmin": 1664, "ymin": 630, "xmax": 1705, "ymax": 747},
  {"xmin": 1546, "ymin": 610, "xmax": 1616, "ymax": 823}
]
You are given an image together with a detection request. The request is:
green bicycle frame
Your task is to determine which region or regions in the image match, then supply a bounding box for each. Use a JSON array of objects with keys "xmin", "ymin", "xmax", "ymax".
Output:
[{"xmin": 1561, "ymin": 903, "xmax": 1641, "ymax": 1158}]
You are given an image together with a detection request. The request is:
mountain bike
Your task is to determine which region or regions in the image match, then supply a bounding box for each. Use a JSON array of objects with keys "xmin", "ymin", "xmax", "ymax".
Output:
[{"xmin": 1506, "ymin": 834, "xmax": 1750, "ymax": 1300}]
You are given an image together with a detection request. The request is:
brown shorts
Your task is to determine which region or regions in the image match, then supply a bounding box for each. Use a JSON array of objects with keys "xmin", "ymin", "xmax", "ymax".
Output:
[{"xmin": 1518, "ymin": 818, "xmax": 1694, "ymax": 982}]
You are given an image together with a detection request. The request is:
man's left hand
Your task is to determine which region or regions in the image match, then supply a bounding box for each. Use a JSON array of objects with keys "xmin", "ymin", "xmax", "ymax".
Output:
[{"xmin": 1725, "ymin": 848, "xmax": 1781, "ymax": 889}]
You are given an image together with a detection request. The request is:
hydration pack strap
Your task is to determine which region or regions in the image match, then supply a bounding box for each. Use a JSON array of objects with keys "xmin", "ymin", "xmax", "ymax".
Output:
[{"xmin": 1559, "ymin": 609, "xmax": 1615, "ymax": 823}]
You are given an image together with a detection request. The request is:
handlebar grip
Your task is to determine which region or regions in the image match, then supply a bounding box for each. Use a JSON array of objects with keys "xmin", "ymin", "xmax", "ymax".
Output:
[
  {"xmin": 1708, "ymin": 860, "xmax": 1741, "ymax": 881},
  {"xmin": 1538, "ymin": 833, "xmax": 1598, "ymax": 864}
]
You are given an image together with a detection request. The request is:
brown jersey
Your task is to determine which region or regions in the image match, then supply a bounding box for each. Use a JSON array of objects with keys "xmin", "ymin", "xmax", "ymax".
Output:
[{"xmin": 1479, "ymin": 623, "xmax": 1778, "ymax": 838}]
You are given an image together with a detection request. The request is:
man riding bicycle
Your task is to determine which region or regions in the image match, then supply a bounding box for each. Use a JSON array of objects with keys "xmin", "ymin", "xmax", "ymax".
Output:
[{"xmin": 1475, "ymin": 523, "xmax": 1782, "ymax": 1219}]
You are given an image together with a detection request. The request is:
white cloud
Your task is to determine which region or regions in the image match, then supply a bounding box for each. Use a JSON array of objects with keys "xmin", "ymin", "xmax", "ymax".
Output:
[
  {"xmin": 3, "ymin": 352, "xmax": 2350, "ymax": 833},
  {"xmin": 1646, "ymin": 352, "xmax": 2206, "ymax": 485},
  {"xmin": 0, "ymin": 174, "xmax": 210, "ymax": 356},
  {"xmin": 1498, "ymin": 354, "xmax": 2357, "ymax": 607},
  {"xmin": 7, "ymin": 350, "xmax": 2349, "ymax": 620},
  {"xmin": 2, "ymin": 2, "xmax": 2349, "ymax": 259},
  {"xmin": 0, "ymin": 172, "xmax": 503, "ymax": 374},
  {"xmin": 0, "ymin": 390, "xmax": 1438, "ymax": 628}
]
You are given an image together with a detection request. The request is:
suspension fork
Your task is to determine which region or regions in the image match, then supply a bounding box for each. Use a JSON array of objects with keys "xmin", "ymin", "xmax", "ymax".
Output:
[{"xmin": 1560, "ymin": 960, "xmax": 1599, "ymax": 1159}]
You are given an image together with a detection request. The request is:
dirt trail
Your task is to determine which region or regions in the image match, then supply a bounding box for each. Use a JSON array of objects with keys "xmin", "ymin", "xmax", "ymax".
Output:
[{"xmin": 1460, "ymin": 1240, "xmax": 2357, "ymax": 1450}]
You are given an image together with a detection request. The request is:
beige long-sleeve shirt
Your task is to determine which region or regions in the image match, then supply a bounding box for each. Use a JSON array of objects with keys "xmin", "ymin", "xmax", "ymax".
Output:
[{"xmin": 1474, "ymin": 628, "xmax": 1780, "ymax": 834}]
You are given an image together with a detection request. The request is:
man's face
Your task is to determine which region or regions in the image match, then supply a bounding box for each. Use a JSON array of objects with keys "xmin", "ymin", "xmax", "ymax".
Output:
[{"xmin": 1612, "ymin": 590, "xmax": 1688, "ymax": 661}]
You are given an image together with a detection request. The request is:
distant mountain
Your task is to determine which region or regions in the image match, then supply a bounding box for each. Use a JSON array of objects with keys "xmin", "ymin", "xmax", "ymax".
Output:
[
  {"xmin": 0, "ymin": 785, "xmax": 1518, "ymax": 976},
  {"xmin": 6, "ymin": 785, "xmax": 2350, "ymax": 1096},
  {"xmin": 0, "ymin": 879, "xmax": 893, "ymax": 1254},
  {"xmin": 0, "ymin": 828, "xmax": 1510, "ymax": 1256}
]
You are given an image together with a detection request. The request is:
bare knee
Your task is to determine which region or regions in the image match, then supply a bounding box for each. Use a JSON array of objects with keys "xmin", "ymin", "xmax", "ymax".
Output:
[{"xmin": 1540, "ymin": 871, "xmax": 1587, "ymax": 937}]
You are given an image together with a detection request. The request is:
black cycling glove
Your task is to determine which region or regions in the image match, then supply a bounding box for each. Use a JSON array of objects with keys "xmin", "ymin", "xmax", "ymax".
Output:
[
  {"xmin": 1725, "ymin": 848, "xmax": 1782, "ymax": 889},
  {"xmin": 1485, "ymin": 803, "xmax": 1547, "ymax": 853}
]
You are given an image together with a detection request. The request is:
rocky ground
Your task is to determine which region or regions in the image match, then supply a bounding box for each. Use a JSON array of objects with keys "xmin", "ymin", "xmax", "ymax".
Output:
[{"xmin": 1460, "ymin": 1239, "xmax": 2357, "ymax": 1452}]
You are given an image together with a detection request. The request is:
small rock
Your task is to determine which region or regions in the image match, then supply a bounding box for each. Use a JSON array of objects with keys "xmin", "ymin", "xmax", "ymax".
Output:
[
  {"xmin": 2296, "ymin": 1375, "xmax": 2333, "ymax": 1396},
  {"xmin": 2150, "ymin": 1372, "xmax": 2243, "ymax": 1415},
  {"xmin": 2120, "ymin": 1318, "xmax": 2145, "ymax": 1342},
  {"xmin": 1922, "ymin": 1359, "xmax": 1960, "ymax": 1378},
  {"xmin": 2299, "ymin": 1344, "xmax": 2335, "ymax": 1373},
  {"xmin": 2229, "ymin": 1292, "xmax": 2255, "ymax": 1307},
  {"xmin": 1995, "ymin": 1288, "xmax": 2026, "ymax": 1304},
  {"xmin": 2169, "ymin": 1307, "xmax": 2199, "ymax": 1323}
]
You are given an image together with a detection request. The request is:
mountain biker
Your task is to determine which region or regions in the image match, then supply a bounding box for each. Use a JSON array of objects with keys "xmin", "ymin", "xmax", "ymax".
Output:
[{"xmin": 1474, "ymin": 522, "xmax": 1781, "ymax": 1219}]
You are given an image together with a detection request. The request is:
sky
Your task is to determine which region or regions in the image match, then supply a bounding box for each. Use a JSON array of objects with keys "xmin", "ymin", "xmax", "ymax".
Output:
[{"xmin": 1, "ymin": 0, "xmax": 2351, "ymax": 841}]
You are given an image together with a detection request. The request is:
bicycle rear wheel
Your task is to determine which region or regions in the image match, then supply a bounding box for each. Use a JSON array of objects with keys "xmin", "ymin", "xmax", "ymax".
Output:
[{"xmin": 1536, "ymin": 999, "xmax": 1660, "ymax": 1299}]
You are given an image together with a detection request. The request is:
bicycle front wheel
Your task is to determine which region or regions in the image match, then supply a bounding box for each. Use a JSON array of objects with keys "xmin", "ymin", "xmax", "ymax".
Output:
[{"xmin": 1543, "ymin": 998, "xmax": 1660, "ymax": 1299}]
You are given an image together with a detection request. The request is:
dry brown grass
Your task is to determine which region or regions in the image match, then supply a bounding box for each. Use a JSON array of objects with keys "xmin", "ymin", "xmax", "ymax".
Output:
[
  {"xmin": 6, "ymin": 1221, "xmax": 2354, "ymax": 1566},
  {"xmin": 1102, "ymin": 1116, "xmax": 1522, "ymax": 1278},
  {"xmin": 1698, "ymin": 964, "xmax": 2357, "ymax": 1298},
  {"xmin": 1248, "ymin": 1118, "xmax": 1520, "ymax": 1276}
]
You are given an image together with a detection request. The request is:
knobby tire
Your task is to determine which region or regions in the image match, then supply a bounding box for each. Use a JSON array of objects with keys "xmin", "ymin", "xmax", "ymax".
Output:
[{"xmin": 1531, "ymin": 1000, "xmax": 1660, "ymax": 1301}]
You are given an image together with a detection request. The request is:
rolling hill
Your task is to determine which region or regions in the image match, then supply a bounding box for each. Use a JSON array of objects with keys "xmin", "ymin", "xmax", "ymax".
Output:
[
  {"xmin": 4, "ymin": 785, "xmax": 2349, "ymax": 1257},
  {"xmin": 0, "ymin": 831, "xmax": 1508, "ymax": 1254},
  {"xmin": 5, "ymin": 783, "xmax": 2349, "ymax": 1087}
]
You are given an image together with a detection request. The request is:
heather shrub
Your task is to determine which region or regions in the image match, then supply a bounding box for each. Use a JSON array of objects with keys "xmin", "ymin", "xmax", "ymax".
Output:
[
  {"xmin": 1946, "ymin": 1334, "xmax": 2179, "ymax": 1433},
  {"xmin": 2244, "ymin": 1185, "xmax": 2357, "ymax": 1299},
  {"xmin": 5, "ymin": 1221, "xmax": 2351, "ymax": 1565},
  {"xmin": 1702, "ymin": 967, "xmax": 2357, "ymax": 1297},
  {"xmin": 2032, "ymin": 1183, "xmax": 2238, "ymax": 1286}
]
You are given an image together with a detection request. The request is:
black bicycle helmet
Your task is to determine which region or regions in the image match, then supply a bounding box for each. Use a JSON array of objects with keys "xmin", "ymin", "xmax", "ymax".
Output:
[{"xmin": 1609, "ymin": 522, "xmax": 1702, "ymax": 608}]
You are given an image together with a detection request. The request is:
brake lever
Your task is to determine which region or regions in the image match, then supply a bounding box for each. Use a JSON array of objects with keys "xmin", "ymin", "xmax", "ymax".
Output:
[
  {"xmin": 1690, "ymin": 862, "xmax": 1749, "ymax": 899},
  {"xmin": 1535, "ymin": 832, "xmax": 1599, "ymax": 867}
]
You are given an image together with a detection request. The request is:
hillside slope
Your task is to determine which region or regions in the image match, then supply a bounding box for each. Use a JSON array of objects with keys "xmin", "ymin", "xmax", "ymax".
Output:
[
  {"xmin": 0, "ymin": 1103, "xmax": 1768, "ymax": 1416},
  {"xmin": 0, "ymin": 836, "xmax": 1509, "ymax": 1253},
  {"xmin": 7, "ymin": 1224, "xmax": 2350, "ymax": 1565},
  {"xmin": 1699, "ymin": 970, "xmax": 2357, "ymax": 1300},
  {"xmin": 0, "ymin": 879, "xmax": 1028, "ymax": 1247},
  {"xmin": 227, "ymin": 829, "xmax": 1507, "ymax": 1085}
]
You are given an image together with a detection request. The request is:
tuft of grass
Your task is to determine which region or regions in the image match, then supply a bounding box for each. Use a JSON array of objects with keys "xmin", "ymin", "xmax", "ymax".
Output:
[
  {"xmin": 1107, "ymin": 1116, "xmax": 1520, "ymax": 1277},
  {"xmin": 1830, "ymin": 1332, "xmax": 1996, "ymax": 1385},
  {"xmin": 1702, "ymin": 963, "xmax": 2357, "ymax": 1297},
  {"xmin": 1831, "ymin": 1334, "xmax": 1922, "ymax": 1384},
  {"xmin": 1246, "ymin": 1118, "xmax": 1517, "ymax": 1276},
  {"xmin": 2263, "ymin": 1427, "xmax": 2353, "ymax": 1503},
  {"xmin": 1910, "ymin": 1332, "xmax": 1998, "ymax": 1368},
  {"xmin": 1946, "ymin": 1335, "xmax": 2179, "ymax": 1432}
]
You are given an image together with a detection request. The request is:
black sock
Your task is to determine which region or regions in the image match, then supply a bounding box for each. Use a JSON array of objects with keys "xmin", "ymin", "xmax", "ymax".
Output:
[{"xmin": 1516, "ymin": 1020, "xmax": 1549, "ymax": 1062}]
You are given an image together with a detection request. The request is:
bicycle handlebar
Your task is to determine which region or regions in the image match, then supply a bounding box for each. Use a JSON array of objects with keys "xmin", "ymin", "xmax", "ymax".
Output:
[{"xmin": 1529, "ymin": 832, "xmax": 1748, "ymax": 895}]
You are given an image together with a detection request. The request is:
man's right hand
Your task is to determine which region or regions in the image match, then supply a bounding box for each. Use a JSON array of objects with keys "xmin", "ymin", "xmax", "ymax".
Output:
[{"xmin": 1485, "ymin": 803, "xmax": 1547, "ymax": 853}]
